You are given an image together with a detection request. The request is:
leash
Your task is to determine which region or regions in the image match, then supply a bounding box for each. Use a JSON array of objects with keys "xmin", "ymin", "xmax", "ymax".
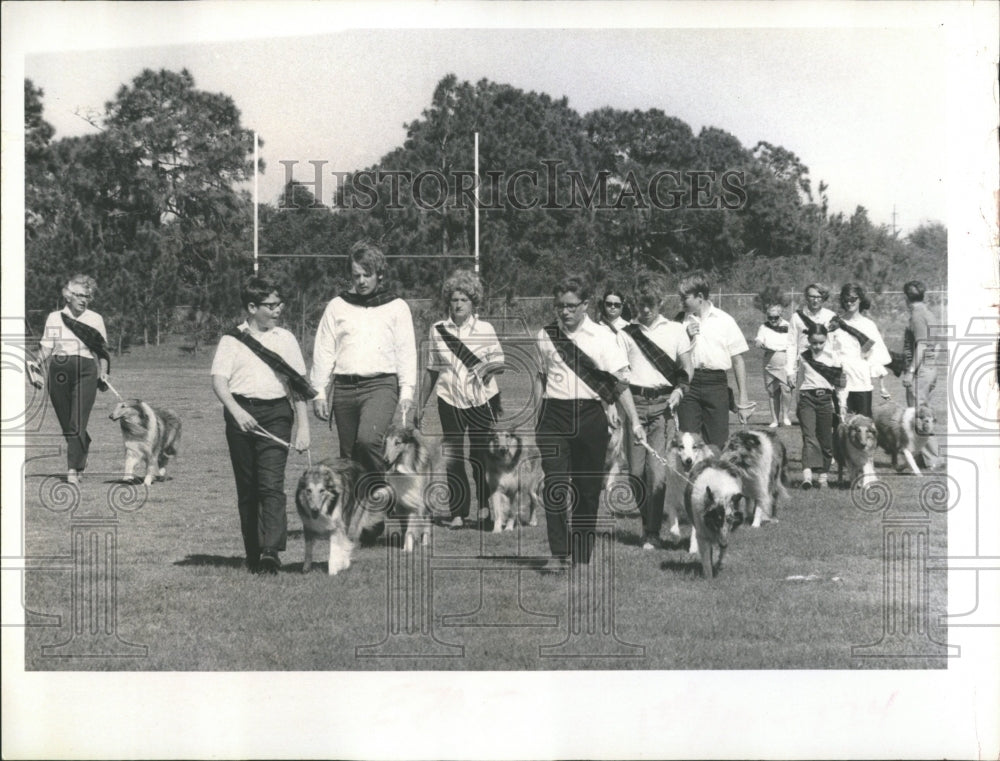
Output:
[
  {"xmin": 639, "ymin": 439, "xmax": 695, "ymax": 487},
  {"xmin": 103, "ymin": 379, "xmax": 124, "ymax": 401},
  {"xmin": 250, "ymin": 423, "xmax": 312, "ymax": 465}
]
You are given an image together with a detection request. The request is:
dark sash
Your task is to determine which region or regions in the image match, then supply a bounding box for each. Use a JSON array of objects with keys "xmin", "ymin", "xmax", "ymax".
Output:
[
  {"xmin": 227, "ymin": 327, "xmax": 317, "ymax": 400},
  {"xmin": 761, "ymin": 323, "xmax": 789, "ymax": 334},
  {"xmin": 622, "ymin": 323, "xmax": 689, "ymax": 387},
  {"xmin": 339, "ymin": 290, "xmax": 399, "ymax": 308},
  {"xmin": 601, "ymin": 318, "xmax": 620, "ymax": 334},
  {"xmin": 802, "ymin": 349, "xmax": 846, "ymax": 388},
  {"xmin": 435, "ymin": 323, "xmax": 483, "ymax": 373},
  {"xmin": 830, "ymin": 316, "xmax": 875, "ymax": 353},
  {"xmin": 796, "ymin": 309, "xmax": 819, "ymax": 334},
  {"xmin": 61, "ymin": 313, "xmax": 111, "ymax": 371},
  {"xmin": 544, "ymin": 322, "xmax": 619, "ymax": 404},
  {"xmin": 886, "ymin": 350, "xmax": 907, "ymax": 378}
]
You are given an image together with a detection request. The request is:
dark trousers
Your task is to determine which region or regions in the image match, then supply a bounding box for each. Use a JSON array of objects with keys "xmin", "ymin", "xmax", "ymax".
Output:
[
  {"xmin": 846, "ymin": 391, "xmax": 873, "ymax": 418},
  {"xmin": 224, "ymin": 397, "xmax": 292, "ymax": 562},
  {"xmin": 677, "ymin": 369, "xmax": 730, "ymax": 449},
  {"xmin": 798, "ymin": 389, "xmax": 834, "ymax": 472},
  {"xmin": 331, "ymin": 375, "xmax": 399, "ymax": 476},
  {"xmin": 437, "ymin": 396, "xmax": 496, "ymax": 519},
  {"xmin": 626, "ymin": 396, "xmax": 670, "ymax": 537},
  {"xmin": 536, "ymin": 399, "xmax": 610, "ymax": 564},
  {"xmin": 47, "ymin": 355, "xmax": 98, "ymax": 471}
]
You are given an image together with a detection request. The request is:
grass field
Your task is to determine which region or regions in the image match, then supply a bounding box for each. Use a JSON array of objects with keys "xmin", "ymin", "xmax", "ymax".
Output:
[{"xmin": 20, "ymin": 339, "xmax": 949, "ymax": 670}]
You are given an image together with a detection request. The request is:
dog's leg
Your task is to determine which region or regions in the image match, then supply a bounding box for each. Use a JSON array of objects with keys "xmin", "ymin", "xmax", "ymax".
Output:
[
  {"xmin": 303, "ymin": 529, "xmax": 316, "ymax": 573},
  {"xmin": 715, "ymin": 543, "xmax": 727, "ymax": 575},
  {"xmin": 699, "ymin": 540, "xmax": 714, "ymax": 579},
  {"xmin": 328, "ymin": 531, "xmax": 352, "ymax": 575},
  {"xmin": 903, "ymin": 449, "xmax": 922, "ymax": 476},
  {"xmin": 490, "ymin": 494, "xmax": 506, "ymax": 534},
  {"xmin": 688, "ymin": 528, "xmax": 699, "ymax": 556},
  {"xmin": 123, "ymin": 450, "xmax": 140, "ymax": 483},
  {"xmin": 862, "ymin": 461, "xmax": 877, "ymax": 487},
  {"xmin": 143, "ymin": 456, "xmax": 157, "ymax": 486},
  {"xmin": 749, "ymin": 499, "xmax": 764, "ymax": 528}
]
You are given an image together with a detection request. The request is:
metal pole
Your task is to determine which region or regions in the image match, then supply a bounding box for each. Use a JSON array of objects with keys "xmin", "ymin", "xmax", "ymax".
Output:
[
  {"xmin": 253, "ymin": 131, "xmax": 259, "ymax": 275},
  {"xmin": 474, "ymin": 131, "xmax": 480, "ymax": 275}
]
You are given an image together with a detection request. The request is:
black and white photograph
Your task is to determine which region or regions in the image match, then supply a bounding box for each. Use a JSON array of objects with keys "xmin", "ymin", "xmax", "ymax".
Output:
[{"xmin": 2, "ymin": 1, "xmax": 998, "ymax": 758}]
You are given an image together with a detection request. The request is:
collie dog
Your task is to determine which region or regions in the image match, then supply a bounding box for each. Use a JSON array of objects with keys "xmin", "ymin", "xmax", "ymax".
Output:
[
  {"xmin": 484, "ymin": 429, "xmax": 543, "ymax": 531},
  {"xmin": 295, "ymin": 459, "xmax": 382, "ymax": 575},
  {"xmin": 685, "ymin": 459, "xmax": 745, "ymax": 578},
  {"xmin": 874, "ymin": 404, "xmax": 938, "ymax": 475},
  {"xmin": 382, "ymin": 425, "xmax": 448, "ymax": 551},
  {"xmin": 834, "ymin": 413, "xmax": 879, "ymax": 487},
  {"xmin": 663, "ymin": 430, "xmax": 716, "ymax": 538},
  {"xmin": 603, "ymin": 420, "xmax": 627, "ymax": 486},
  {"xmin": 109, "ymin": 400, "xmax": 181, "ymax": 485},
  {"xmin": 718, "ymin": 429, "xmax": 788, "ymax": 527}
]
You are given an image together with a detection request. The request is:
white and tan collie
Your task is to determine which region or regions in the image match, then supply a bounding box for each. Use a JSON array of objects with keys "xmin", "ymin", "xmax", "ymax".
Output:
[
  {"xmin": 382, "ymin": 425, "xmax": 447, "ymax": 550},
  {"xmin": 874, "ymin": 404, "xmax": 937, "ymax": 475},
  {"xmin": 685, "ymin": 459, "xmax": 745, "ymax": 579},
  {"xmin": 484, "ymin": 429, "xmax": 543, "ymax": 531},
  {"xmin": 663, "ymin": 429, "xmax": 717, "ymax": 538},
  {"xmin": 295, "ymin": 459, "xmax": 382, "ymax": 575},
  {"xmin": 835, "ymin": 413, "xmax": 879, "ymax": 487},
  {"xmin": 718, "ymin": 429, "xmax": 788, "ymax": 528},
  {"xmin": 109, "ymin": 399, "xmax": 181, "ymax": 485}
]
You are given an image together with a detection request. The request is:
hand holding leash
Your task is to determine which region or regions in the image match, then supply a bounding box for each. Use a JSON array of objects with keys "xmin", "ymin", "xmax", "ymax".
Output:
[
  {"xmin": 631, "ymin": 420, "xmax": 647, "ymax": 447},
  {"xmin": 27, "ymin": 360, "xmax": 44, "ymax": 389},
  {"xmin": 312, "ymin": 399, "xmax": 329, "ymax": 421},
  {"xmin": 233, "ymin": 407, "xmax": 258, "ymax": 433},
  {"xmin": 736, "ymin": 400, "xmax": 757, "ymax": 426}
]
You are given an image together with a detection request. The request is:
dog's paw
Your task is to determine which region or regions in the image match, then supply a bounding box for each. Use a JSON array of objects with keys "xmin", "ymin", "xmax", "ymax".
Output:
[
  {"xmin": 302, "ymin": 562, "xmax": 313, "ymax": 573},
  {"xmin": 529, "ymin": 515, "xmax": 538, "ymax": 527},
  {"xmin": 142, "ymin": 476, "xmax": 154, "ymax": 486},
  {"xmin": 504, "ymin": 520, "xmax": 515, "ymax": 532},
  {"xmin": 403, "ymin": 533, "xmax": 415, "ymax": 553}
]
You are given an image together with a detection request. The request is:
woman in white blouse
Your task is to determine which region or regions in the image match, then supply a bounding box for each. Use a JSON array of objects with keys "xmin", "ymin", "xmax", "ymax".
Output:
[
  {"xmin": 831, "ymin": 282, "xmax": 891, "ymax": 419},
  {"xmin": 31, "ymin": 274, "xmax": 111, "ymax": 485}
]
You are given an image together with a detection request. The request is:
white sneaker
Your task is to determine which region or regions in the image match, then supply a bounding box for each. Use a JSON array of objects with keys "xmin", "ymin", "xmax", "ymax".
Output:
[
  {"xmin": 783, "ymin": 417, "xmax": 792, "ymax": 426},
  {"xmin": 66, "ymin": 470, "xmax": 80, "ymax": 485},
  {"xmin": 449, "ymin": 516, "xmax": 464, "ymax": 530},
  {"xmin": 768, "ymin": 420, "xmax": 779, "ymax": 428},
  {"xmin": 817, "ymin": 474, "xmax": 829, "ymax": 489}
]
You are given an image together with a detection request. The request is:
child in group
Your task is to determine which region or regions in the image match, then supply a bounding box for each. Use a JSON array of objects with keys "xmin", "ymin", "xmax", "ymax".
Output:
[
  {"xmin": 211, "ymin": 277, "xmax": 313, "ymax": 574},
  {"xmin": 754, "ymin": 293, "xmax": 793, "ymax": 428}
]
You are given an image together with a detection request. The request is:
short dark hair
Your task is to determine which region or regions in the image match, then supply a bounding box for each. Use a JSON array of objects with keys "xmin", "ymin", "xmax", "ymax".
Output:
[
  {"xmin": 903, "ymin": 280, "xmax": 926, "ymax": 303},
  {"xmin": 241, "ymin": 276, "xmax": 281, "ymax": 310},
  {"xmin": 806, "ymin": 323, "xmax": 829, "ymax": 340},
  {"xmin": 678, "ymin": 271, "xmax": 710, "ymax": 300},
  {"xmin": 553, "ymin": 275, "xmax": 591, "ymax": 303},
  {"xmin": 839, "ymin": 283, "xmax": 871, "ymax": 312}
]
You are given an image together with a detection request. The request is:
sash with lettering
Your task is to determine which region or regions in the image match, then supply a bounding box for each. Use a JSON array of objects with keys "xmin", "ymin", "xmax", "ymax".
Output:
[
  {"xmin": 544, "ymin": 322, "xmax": 619, "ymax": 404},
  {"xmin": 802, "ymin": 349, "xmax": 846, "ymax": 388},
  {"xmin": 829, "ymin": 316, "xmax": 875, "ymax": 353},
  {"xmin": 621, "ymin": 323, "xmax": 689, "ymax": 388},
  {"xmin": 226, "ymin": 327, "xmax": 318, "ymax": 400},
  {"xmin": 339, "ymin": 289, "xmax": 400, "ymax": 308}
]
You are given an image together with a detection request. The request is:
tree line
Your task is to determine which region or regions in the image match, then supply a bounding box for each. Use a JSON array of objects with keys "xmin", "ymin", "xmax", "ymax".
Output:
[{"xmin": 25, "ymin": 70, "xmax": 946, "ymax": 351}]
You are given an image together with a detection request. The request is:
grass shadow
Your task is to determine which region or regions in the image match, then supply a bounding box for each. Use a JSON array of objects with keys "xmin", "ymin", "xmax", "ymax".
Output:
[
  {"xmin": 174, "ymin": 554, "xmax": 247, "ymax": 569},
  {"xmin": 659, "ymin": 557, "xmax": 704, "ymax": 578}
]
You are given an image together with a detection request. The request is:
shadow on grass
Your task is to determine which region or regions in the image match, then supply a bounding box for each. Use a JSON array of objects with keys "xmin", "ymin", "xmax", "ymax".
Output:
[
  {"xmin": 174, "ymin": 554, "xmax": 247, "ymax": 569},
  {"xmin": 659, "ymin": 558, "xmax": 704, "ymax": 578}
]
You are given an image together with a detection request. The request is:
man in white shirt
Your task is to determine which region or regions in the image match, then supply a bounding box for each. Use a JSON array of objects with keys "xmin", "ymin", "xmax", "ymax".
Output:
[
  {"xmin": 675, "ymin": 272, "xmax": 751, "ymax": 448},
  {"xmin": 533, "ymin": 276, "xmax": 646, "ymax": 571}
]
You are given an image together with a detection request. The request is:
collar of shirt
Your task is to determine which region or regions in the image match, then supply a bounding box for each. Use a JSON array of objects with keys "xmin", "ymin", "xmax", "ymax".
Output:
[
  {"xmin": 562, "ymin": 314, "xmax": 601, "ymax": 339},
  {"xmin": 443, "ymin": 315, "xmax": 478, "ymax": 335},
  {"xmin": 632, "ymin": 314, "xmax": 669, "ymax": 333}
]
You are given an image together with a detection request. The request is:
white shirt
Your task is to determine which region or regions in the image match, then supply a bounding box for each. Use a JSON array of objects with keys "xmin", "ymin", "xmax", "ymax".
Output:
[
  {"xmin": 683, "ymin": 304, "xmax": 748, "ymax": 371},
  {"xmin": 427, "ymin": 316, "xmax": 503, "ymax": 409},
  {"xmin": 620, "ymin": 315, "xmax": 691, "ymax": 388},
  {"xmin": 785, "ymin": 306, "xmax": 837, "ymax": 378},
  {"xmin": 40, "ymin": 307, "xmax": 107, "ymax": 360},
  {"xmin": 755, "ymin": 320, "xmax": 791, "ymax": 352},
  {"xmin": 211, "ymin": 322, "xmax": 307, "ymax": 400},
  {"xmin": 310, "ymin": 295, "xmax": 417, "ymax": 402},
  {"xmin": 536, "ymin": 315, "xmax": 628, "ymax": 401},
  {"xmin": 797, "ymin": 343, "xmax": 842, "ymax": 391},
  {"xmin": 831, "ymin": 313, "xmax": 891, "ymax": 392}
]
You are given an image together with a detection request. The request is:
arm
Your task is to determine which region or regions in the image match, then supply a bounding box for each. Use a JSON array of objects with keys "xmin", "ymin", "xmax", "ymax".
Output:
[
  {"xmin": 395, "ymin": 302, "xmax": 418, "ymax": 423},
  {"xmin": 212, "ymin": 374, "xmax": 257, "ymax": 433},
  {"xmin": 291, "ymin": 399, "xmax": 310, "ymax": 452},
  {"xmin": 310, "ymin": 301, "xmax": 337, "ymax": 420},
  {"xmin": 532, "ymin": 372, "xmax": 546, "ymax": 426},
  {"xmin": 415, "ymin": 368, "xmax": 439, "ymax": 427},
  {"xmin": 669, "ymin": 349, "xmax": 694, "ymax": 411},
  {"xmin": 617, "ymin": 387, "xmax": 647, "ymax": 446},
  {"xmin": 732, "ymin": 353, "xmax": 755, "ymax": 423}
]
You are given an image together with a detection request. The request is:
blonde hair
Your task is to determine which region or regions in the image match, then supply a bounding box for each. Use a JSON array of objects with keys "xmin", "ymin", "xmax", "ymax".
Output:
[
  {"xmin": 441, "ymin": 269, "xmax": 484, "ymax": 312},
  {"xmin": 64, "ymin": 274, "xmax": 97, "ymax": 296}
]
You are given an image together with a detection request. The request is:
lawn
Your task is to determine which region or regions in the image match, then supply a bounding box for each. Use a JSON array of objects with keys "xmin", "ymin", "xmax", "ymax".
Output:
[{"xmin": 20, "ymin": 341, "xmax": 949, "ymax": 670}]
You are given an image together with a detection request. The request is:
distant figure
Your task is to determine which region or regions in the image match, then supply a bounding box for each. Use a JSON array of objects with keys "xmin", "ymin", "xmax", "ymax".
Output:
[
  {"xmin": 31, "ymin": 274, "xmax": 112, "ymax": 485},
  {"xmin": 831, "ymin": 283, "xmax": 891, "ymax": 419},
  {"xmin": 597, "ymin": 286, "xmax": 631, "ymax": 332},
  {"xmin": 754, "ymin": 292, "xmax": 793, "ymax": 427},
  {"xmin": 901, "ymin": 280, "xmax": 940, "ymax": 408}
]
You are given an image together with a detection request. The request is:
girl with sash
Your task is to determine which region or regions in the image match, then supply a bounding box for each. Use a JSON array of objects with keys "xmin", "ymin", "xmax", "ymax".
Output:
[
  {"xmin": 790, "ymin": 324, "xmax": 845, "ymax": 489},
  {"xmin": 310, "ymin": 241, "xmax": 417, "ymax": 542},
  {"xmin": 784, "ymin": 283, "xmax": 837, "ymax": 390},
  {"xmin": 212, "ymin": 276, "xmax": 312, "ymax": 574},
  {"xmin": 597, "ymin": 286, "xmax": 630, "ymax": 333},
  {"xmin": 416, "ymin": 270, "xmax": 504, "ymax": 530},
  {"xmin": 32, "ymin": 274, "xmax": 111, "ymax": 485},
  {"xmin": 754, "ymin": 302, "xmax": 793, "ymax": 427},
  {"xmin": 533, "ymin": 276, "xmax": 646, "ymax": 571},
  {"xmin": 831, "ymin": 283, "xmax": 891, "ymax": 419}
]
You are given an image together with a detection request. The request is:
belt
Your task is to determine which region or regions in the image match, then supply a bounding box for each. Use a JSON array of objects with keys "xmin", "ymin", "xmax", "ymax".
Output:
[
  {"xmin": 801, "ymin": 388, "xmax": 832, "ymax": 396},
  {"xmin": 629, "ymin": 384, "xmax": 671, "ymax": 400},
  {"xmin": 333, "ymin": 372, "xmax": 395, "ymax": 384},
  {"xmin": 233, "ymin": 394, "xmax": 288, "ymax": 406}
]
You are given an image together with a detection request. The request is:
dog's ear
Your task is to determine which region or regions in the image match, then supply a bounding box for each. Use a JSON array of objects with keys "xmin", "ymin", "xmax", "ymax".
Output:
[
  {"xmin": 704, "ymin": 485, "xmax": 714, "ymax": 504},
  {"xmin": 510, "ymin": 432, "xmax": 522, "ymax": 461}
]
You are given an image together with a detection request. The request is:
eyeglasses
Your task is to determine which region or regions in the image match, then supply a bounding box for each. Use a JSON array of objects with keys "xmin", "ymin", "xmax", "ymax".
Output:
[
  {"xmin": 843, "ymin": 297, "xmax": 859, "ymax": 304},
  {"xmin": 603, "ymin": 301, "xmax": 622, "ymax": 308},
  {"xmin": 806, "ymin": 294, "xmax": 823, "ymax": 300},
  {"xmin": 767, "ymin": 315, "xmax": 781, "ymax": 320},
  {"xmin": 257, "ymin": 301, "xmax": 284, "ymax": 310},
  {"xmin": 555, "ymin": 301, "xmax": 584, "ymax": 311},
  {"xmin": 67, "ymin": 291, "xmax": 90, "ymax": 298}
]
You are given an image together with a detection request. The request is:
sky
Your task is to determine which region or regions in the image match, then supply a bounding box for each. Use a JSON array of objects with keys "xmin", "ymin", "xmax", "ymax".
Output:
[{"xmin": 21, "ymin": 18, "xmax": 951, "ymax": 233}]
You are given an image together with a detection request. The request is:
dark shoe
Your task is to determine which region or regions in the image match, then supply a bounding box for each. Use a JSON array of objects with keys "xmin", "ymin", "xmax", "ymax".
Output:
[
  {"xmin": 539, "ymin": 556, "xmax": 571, "ymax": 574},
  {"xmin": 642, "ymin": 535, "xmax": 664, "ymax": 550},
  {"xmin": 800, "ymin": 481, "xmax": 813, "ymax": 491},
  {"xmin": 359, "ymin": 522, "xmax": 385, "ymax": 546},
  {"xmin": 259, "ymin": 552, "xmax": 281, "ymax": 575}
]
